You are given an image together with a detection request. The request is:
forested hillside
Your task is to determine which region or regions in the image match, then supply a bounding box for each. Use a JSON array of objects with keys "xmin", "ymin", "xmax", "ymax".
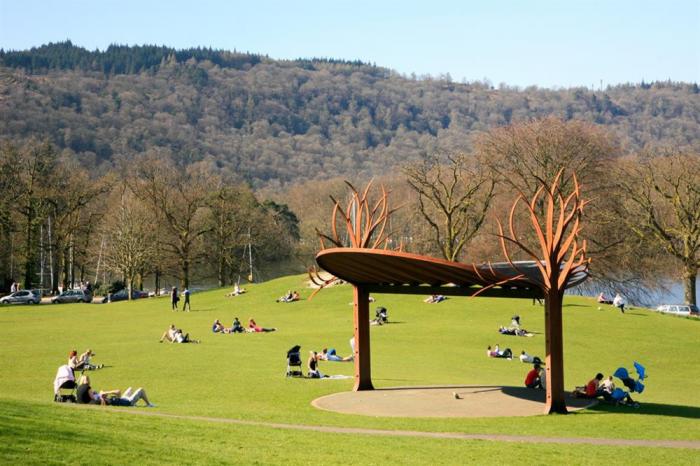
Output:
[{"xmin": 1, "ymin": 42, "xmax": 699, "ymax": 188}]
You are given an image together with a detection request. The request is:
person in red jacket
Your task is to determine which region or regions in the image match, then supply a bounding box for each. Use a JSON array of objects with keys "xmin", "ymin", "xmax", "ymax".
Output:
[{"xmin": 525, "ymin": 363, "xmax": 543, "ymax": 389}]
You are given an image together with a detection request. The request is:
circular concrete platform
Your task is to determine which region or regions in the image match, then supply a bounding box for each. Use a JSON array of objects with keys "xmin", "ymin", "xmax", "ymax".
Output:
[{"xmin": 312, "ymin": 385, "xmax": 595, "ymax": 418}]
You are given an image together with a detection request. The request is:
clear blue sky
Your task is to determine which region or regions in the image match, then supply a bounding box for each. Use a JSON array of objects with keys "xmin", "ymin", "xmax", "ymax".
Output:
[{"xmin": 1, "ymin": 0, "xmax": 698, "ymax": 88}]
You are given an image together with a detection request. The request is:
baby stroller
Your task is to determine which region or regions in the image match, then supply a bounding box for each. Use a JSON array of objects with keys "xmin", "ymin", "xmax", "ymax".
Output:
[
  {"xmin": 53, "ymin": 364, "xmax": 78, "ymax": 403},
  {"xmin": 286, "ymin": 345, "xmax": 303, "ymax": 377}
]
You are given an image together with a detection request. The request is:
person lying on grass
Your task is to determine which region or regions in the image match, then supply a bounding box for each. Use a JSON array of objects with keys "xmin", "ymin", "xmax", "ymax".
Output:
[
  {"xmin": 247, "ymin": 318, "xmax": 277, "ymax": 333},
  {"xmin": 519, "ymin": 350, "xmax": 542, "ymax": 365},
  {"xmin": 487, "ymin": 345, "xmax": 512, "ymax": 359},
  {"xmin": 424, "ymin": 294, "xmax": 446, "ymax": 303},
  {"xmin": 160, "ymin": 324, "xmax": 200, "ymax": 343},
  {"xmin": 76, "ymin": 375, "xmax": 154, "ymax": 407},
  {"xmin": 498, "ymin": 326, "xmax": 533, "ymax": 337},
  {"xmin": 276, "ymin": 290, "xmax": 300, "ymax": 303},
  {"xmin": 318, "ymin": 347, "xmax": 353, "ymax": 362},
  {"xmin": 225, "ymin": 283, "xmax": 246, "ymax": 297}
]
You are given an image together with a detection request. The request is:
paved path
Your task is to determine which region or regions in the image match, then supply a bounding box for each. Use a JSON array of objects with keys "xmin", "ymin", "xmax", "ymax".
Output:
[
  {"xmin": 312, "ymin": 385, "xmax": 594, "ymax": 418},
  {"xmin": 99, "ymin": 408, "xmax": 700, "ymax": 450}
]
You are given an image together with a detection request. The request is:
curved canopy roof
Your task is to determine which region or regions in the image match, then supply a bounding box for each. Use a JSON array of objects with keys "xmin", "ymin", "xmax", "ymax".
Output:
[{"xmin": 316, "ymin": 248, "xmax": 588, "ymax": 298}]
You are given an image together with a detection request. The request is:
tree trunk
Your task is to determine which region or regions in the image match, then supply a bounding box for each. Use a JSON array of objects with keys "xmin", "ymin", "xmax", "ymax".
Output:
[
  {"xmin": 352, "ymin": 285, "xmax": 373, "ymax": 391},
  {"xmin": 544, "ymin": 288, "xmax": 567, "ymax": 414},
  {"xmin": 683, "ymin": 266, "xmax": 697, "ymax": 306},
  {"xmin": 154, "ymin": 267, "xmax": 160, "ymax": 296},
  {"xmin": 181, "ymin": 259, "xmax": 189, "ymax": 289},
  {"xmin": 218, "ymin": 254, "xmax": 225, "ymax": 288},
  {"xmin": 61, "ymin": 248, "xmax": 70, "ymax": 292},
  {"xmin": 23, "ymin": 211, "xmax": 34, "ymax": 288}
]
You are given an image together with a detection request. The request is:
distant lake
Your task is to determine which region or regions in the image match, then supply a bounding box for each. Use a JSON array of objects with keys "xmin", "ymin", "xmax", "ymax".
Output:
[{"xmin": 572, "ymin": 277, "xmax": 699, "ymax": 308}]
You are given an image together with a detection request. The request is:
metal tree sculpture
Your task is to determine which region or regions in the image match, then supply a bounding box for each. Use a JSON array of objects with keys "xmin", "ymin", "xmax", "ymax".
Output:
[
  {"xmin": 309, "ymin": 180, "xmax": 400, "ymax": 293},
  {"xmin": 497, "ymin": 170, "xmax": 590, "ymax": 414},
  {"xmin": 309, "ymin": 180, "xmax": 400, "ymax": 391}
]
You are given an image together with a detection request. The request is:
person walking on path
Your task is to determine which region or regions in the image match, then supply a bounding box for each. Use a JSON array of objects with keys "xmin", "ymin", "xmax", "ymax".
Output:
[
  {"xmin": 170, "ymin": 287, "xmax": 179, "ymax": 311},
  {"xmin": 182, "ymin": 288, "xmax": 191, "ymax": 312}
]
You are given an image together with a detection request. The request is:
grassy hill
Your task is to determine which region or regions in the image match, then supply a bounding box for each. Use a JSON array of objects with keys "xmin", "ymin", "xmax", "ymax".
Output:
[{"xmin": 1, "ymin": 274, "xmax": 698, "ymax": 464}]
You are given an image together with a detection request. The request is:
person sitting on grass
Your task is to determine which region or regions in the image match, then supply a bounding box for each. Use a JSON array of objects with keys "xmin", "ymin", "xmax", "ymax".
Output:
[
  {"xmin": 586, "ymin": 373, "xmax": 605, "ymax": 398},
  {"xmin": 68, "ymin": 350, "xmax": 84, "ymax": 371},
  {"xmin": 307, "ymin": 351, "xmax": 326, "ymax": 378},
  {"xmin": 77, "ymin": 375, "xmax": 154, "ymax": 407},
  {"xmin": 318, "ymin": 347, "xmax": 353, "ymax": 362},
  {"xmin": 525, "ymin": 363, "xmax": 543, "ymax": 389},
  {"xmin": 77, "ymin": 349, "xmax": 103, "ymax": 370},
  {"xmin": 231, "ymin": 317, "xmax": 245, "ymax": 333},
  {"xmin": 247, "ymin": 318, "xmax": 277, "ymax": 333},
  {"xmin": 597, "ymin": 292, "xmax": 613, "ymax": 305},
  {"xmin": 212, "ymin": 319, "xmax": 228, "ymax": 334},
  {"xmin": 371, "ymin": 307, "xmax": 388, "ymax": 325}
]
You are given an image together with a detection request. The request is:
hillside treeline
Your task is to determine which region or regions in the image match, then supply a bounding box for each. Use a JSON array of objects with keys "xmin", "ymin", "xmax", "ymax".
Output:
[{"xmin": 1, "ymin": 42, "xmax": 699, "ymax": 189}]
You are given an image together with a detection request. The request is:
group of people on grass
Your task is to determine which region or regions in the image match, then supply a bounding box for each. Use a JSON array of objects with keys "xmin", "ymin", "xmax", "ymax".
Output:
[
  {"xmin": 76, "ymin": 374, "xmax": 154, "ymax": 407},
  {"xmin": 307, "ymin": 338, "xmax": 355, "ymax": 378},
  {"xmin": 68, "ymin": 349, "xmax": 103, "ymax": 371},
  {"xmin": 575, "ymin": 373, "xmax": 638, "ymax": 406},
  {"xmin": 497, "ymin": 315, "xmax": 533, "ymax": 337},
  {"xmin": 170, "ymin": 286, "xmax": 191, "ymax": 312},
  {"xmin": 212, "ymin": 317, "xmax": 276, "ymax": 333},
  {"xmin": 276, "ymin": 290, "xmax": 300, "ymax": 303},
  {"xmin": 54, "ymin": 348, "xmax": 153, "ymax": 408},
  {"xmin": 160, "ymin": 324, "xmax": 200, "ymax": 343}
]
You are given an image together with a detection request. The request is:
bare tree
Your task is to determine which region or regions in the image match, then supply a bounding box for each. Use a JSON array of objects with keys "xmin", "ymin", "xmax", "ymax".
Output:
[
  {"xmin": 129, "ymin": 151, "xmax": 211, "ymax": 289},
  {"xmin": 104, "ymin": 187, "xmax": 157, "ymax": 300},
  {"xmin": 617, "ymin": 151, "xmax": 700, "ymax": 305},
  {"xmin": 475, "ymin": 117, "xmax": 617, "ymax": 197},
  {"xmin": 403, "ymin": 153, "xmax": 495, "ymax": 262},
  {"xmin": 475, "ymin": 117, "xmax": 638, "ymax": 287},
  {"xmin": 205, "ymin": 182, "xmax": 259, "ymax": 287}
]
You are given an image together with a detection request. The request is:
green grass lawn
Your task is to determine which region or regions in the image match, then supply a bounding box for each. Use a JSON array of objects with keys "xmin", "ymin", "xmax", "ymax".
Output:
[{"xmin": 1, "ymin": 274, "xmax": 698, "ymax": 464}]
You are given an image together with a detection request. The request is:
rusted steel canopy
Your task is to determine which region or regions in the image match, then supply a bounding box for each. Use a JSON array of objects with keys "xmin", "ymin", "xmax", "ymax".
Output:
[{"xmin": 316, "ymin": 248, "xmax": 587, "ymax": 298}]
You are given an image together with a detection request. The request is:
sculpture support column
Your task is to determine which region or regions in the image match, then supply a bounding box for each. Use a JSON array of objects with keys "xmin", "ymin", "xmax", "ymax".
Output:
[
  {"xmin": 352, "ymin": 285, "xmax": 373, "ymax": 391},
  {"xmin": 544, "ymin": 289, "xmax": 567, "ymax": 414}
]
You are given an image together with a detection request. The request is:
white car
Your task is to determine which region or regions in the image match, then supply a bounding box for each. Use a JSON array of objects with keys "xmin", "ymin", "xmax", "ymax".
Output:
[
  {"xmin": 0, "ymin": 290, "xmax": 41, "ymax": 304},
  {"xmin": 655, "ymin": 304, "xmax": 699, "ymax": 317}
]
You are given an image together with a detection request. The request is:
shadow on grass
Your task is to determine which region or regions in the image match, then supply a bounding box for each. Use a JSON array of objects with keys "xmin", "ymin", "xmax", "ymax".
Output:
[
  {"xmin": 588, "ymin": 401, "xmax": 700, "ymax": 419},
  {"xmin": 563, "ymin": 304, "xmax": 589, "ymax": 308}
]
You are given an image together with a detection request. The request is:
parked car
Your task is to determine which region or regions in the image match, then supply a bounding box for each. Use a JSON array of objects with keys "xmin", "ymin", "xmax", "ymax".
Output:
[
  {"xmin": 0, "ymin": 289, "xmax": 41, "ymax": 305},
  {"xmin": 655, "ymin": 304, "xmax": 700, "ymax": 317},
  {"xmin": 51, "ymin": 289, "xmax": 93, "ymax": 304},
  {"xmin": 101, "ymin": 289, "xmax": 149, "ymax": 303}
]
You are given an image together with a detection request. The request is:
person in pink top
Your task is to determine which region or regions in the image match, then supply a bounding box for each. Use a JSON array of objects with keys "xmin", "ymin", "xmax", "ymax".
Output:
[{"xmin": 247, "ymin": 318, "xmax": 277, "ymax": 332}]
